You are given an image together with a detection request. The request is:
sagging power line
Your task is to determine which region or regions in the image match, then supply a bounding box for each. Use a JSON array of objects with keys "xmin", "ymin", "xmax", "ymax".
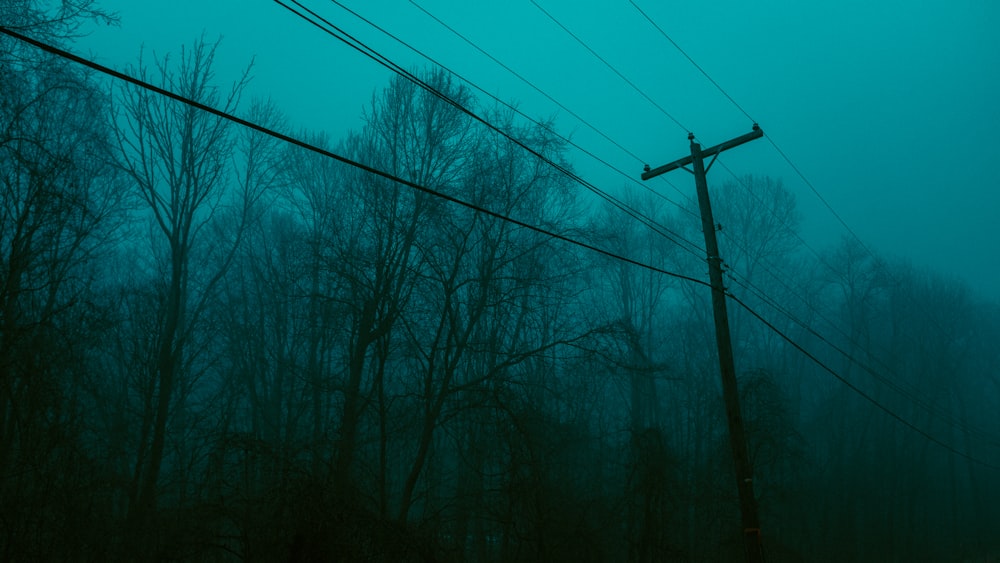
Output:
[
  {"xmin": 0, "ymin": 25, "xmax": 709, "ymax": 291},
  {"xmin": 4, "ymin": 14, "xmax": 995, "ymax": 478},
  {"xmin": 325, "ymin": 0, "xmax": 699, "ymax": 220},
  {"xmin": 277, "ymin": 0, "xmax": 707, "ymax": 261}
]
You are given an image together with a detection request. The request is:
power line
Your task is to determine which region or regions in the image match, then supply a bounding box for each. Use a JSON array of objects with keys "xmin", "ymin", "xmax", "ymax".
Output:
[
  {"xmin": 528, "ymin": 0, "xmax": 690, "ymax": 135},
  {"xmin": 11, "ymin": 15, "xmax": 992, "ymax": 471},
  {"xmin": 0, "ymin": 25, "xmax": 712, "ymax": 292},
  {"xmin": 764, "ymin": 136, "xmax": 876, "ymax": 254},
  {"xmin": 616, "ymin": 2, "xmax": 838, "ymax": 268},
  {"xmin": 725, "ymin": 268, "xmax": 1000, "ymax": 449},
  {"xmin": 275, "ymin": 0, "xmax": 707, "ymax": 259},
  {"xmin": 761, "ymin": 134, "xmax": 974, "ymax": 358},
  {"xmin": 326, "ymin": 0, "xmax": 699, "ymax": 221},
  {"xmin": 627, "ymin": 0, "xmax": 755, "ymax": 124},
  {"xmin": 728, "ymin": 289, "xmax": 1000, "ymax": 470},
  {"xmin": 407, "ymin": 0, "xmax": 644, "ymax": 166},
  {"xmin": 405, "ymin": 0, "xmax": 698, "ymax": 214}
]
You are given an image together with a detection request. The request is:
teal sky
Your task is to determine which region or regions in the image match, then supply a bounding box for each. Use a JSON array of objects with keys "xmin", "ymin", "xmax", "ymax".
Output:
[{"xmin": 74, "ymin": 0, "xmax": 1000, "ymax": 298}]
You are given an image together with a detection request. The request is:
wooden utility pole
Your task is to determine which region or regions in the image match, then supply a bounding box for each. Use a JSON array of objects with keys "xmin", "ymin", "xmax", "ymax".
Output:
[{"xmin": 641, "ymin": 125, "xmax": 765, "ymax": 563}]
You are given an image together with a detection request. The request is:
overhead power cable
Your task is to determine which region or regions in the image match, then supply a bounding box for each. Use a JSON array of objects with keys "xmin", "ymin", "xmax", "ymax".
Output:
[
  {"xmin": 0, "ymin": 25, "xmax": 711, "ymax": 292},
  {"xmin": 725, "ymin": 269, "xmax": 1000, "ymax": 448},
  {"xmin": 718, "ymin": 214, "xmax": 998, "ymax": 446},
  {"xmin": 528, "ymin": 0, "xmax": 689, "ymax": 135},
  {"xmin": 728, "ymin": 290, "xmax": 1000, "ymax": 470},
  {"xmin": 327, "ymin": 0, "xmax": 699, "ymax": 220},
  {"xmin": 407, "ymin": 0, "xmax": 647, "ymax": 167},
  {"xmin": 763, "ymin": 137, "xmax": 877, "ymax": 256},
  {"xmin": 406, "ymin": 0, "xmax": 697, "ymax": 213},
  {"xmin": 10, "ymin": 17, "xmax": 990, "ymax": 471},
  {"xmin": 627, "ymin": 0, "xmax": 754, "ymax": 123},
  {"xmin": 276, "ymin": 0, "xmax": 706, "ymax": 259}
]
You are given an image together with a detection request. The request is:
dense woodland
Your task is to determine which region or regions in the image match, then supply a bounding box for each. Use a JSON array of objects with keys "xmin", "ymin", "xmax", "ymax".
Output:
[{"xmin": 2, "ymin": 3, "xmax": 999, "ymax": 562}]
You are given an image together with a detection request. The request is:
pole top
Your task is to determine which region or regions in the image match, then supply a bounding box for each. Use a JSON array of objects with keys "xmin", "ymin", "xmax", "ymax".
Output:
[{"xmin": 687, "ymin": 132, "xmax": 695, "ymax": 141}]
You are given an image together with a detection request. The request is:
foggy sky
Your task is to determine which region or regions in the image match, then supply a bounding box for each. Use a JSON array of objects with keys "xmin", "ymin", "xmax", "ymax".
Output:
[{"xmin": 75, "ymin": 0, "xmax": 1000, "ymax": 299}]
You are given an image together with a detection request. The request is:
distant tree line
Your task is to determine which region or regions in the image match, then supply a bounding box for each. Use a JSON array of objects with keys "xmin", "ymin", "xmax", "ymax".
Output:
[{"xmin": 2, "ymin": 4, "xmax": 999, "ymax": 561}]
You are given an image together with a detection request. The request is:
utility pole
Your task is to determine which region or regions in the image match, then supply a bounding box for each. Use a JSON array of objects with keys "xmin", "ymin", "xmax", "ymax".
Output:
[{"xmin": 641, "ymin": 125, "xmax": 765, "ymax": 563}]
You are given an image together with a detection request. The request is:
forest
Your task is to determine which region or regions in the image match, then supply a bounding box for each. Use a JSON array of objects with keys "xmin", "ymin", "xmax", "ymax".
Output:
[{"xmin": 2, "ymin": 2, "xmax": 999, "ymax": 562}]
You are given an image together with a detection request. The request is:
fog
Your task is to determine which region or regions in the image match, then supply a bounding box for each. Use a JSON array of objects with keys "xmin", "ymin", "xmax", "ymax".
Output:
[{"xmin": 2, "ymin": 1, "xmax": 998, "ymax": 561}]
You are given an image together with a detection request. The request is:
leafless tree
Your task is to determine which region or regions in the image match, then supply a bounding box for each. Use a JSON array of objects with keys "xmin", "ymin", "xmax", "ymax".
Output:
[{"xmin": 112, "ymin": 38, "xmax": 260, "ymax": 551}]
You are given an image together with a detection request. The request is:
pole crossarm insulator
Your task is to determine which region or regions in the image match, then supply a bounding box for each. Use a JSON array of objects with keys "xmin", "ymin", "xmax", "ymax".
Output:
[{"xmin": 641, "ymin": 126, "xmax": 763, "ymax": 181}]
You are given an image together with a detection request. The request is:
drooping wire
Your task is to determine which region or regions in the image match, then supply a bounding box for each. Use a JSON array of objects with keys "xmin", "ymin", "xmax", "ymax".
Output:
[
  {"xmin": 328, "ymin": 0, "xmax": 699, "ymax": 220},
  {"xmin": 725, "ymin": 267, "xmax": 1000, "ymax": 449},
  {"xmin": 528, "ymin": 0, "xmax": 690, "ymax": 135},
  {"xmin": 407, "ymin": 0, "xmax": 646, "ymax": 167},
  {"xmin": 276, "ymin": 0, "xmax": 707, "ymax": 260},
  {"xmin": 727, "ymin": 289, "xmax": 1000, "ymax": 470},
  {"xmin": 763, "ymin": 136, "xmax": 878, "ymax": 258},
  {"xmin": 0, "ymin": 26, "xmax": 712, "ymax": 291},
  {"xmin": 14, "ymin": 9, "xmax": 991, "ymax": 470},
  {"xmin": 705, "ymin": 162, "xmax": 1000, "ymax": 446},
  {"xmin": 627, "ymin": 0, "xmax": 755, "ymax": 123},
  {"xmin": 406, "ymin": 0, "xmax": 697, "ymax": 213}
]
